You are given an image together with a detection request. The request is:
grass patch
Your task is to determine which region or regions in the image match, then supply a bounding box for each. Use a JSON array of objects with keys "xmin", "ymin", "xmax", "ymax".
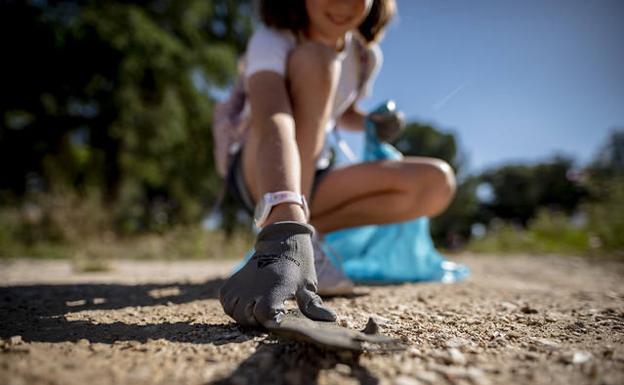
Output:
[{"xmin": 0, "ymin": 190, "xmax": 256, "ymax": 261}]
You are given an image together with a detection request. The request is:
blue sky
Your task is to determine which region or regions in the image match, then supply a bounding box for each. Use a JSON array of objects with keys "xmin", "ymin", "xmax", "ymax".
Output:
[{"xmin": 358, "ymin": 0, "xmax": 624, "ymax": 173}]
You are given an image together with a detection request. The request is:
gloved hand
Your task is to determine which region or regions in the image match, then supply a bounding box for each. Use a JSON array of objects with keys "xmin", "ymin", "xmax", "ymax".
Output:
[
  {"xmin": 218, "ymin": 221, "xmax": 337, "ymax": 327},
  {"xmin": 367, "ymin": 104, "xmax": 406, "ymax": 143}
]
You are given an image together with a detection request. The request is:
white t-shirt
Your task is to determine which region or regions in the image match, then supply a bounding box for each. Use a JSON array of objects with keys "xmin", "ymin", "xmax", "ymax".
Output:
[{"xmin": 243, "ymin": 25, "xmax": 382, "ymax": 168}]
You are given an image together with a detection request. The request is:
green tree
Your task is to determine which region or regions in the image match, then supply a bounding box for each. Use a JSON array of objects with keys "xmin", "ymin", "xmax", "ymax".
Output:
[
  {"xmin": 0, "ymin": 0, "xmax": 252, "ymax": 232},
  {"xmin": 394, "ymin": 122, "xmax": 461, "ymax": 171},
  {"xmin": 480, "ymin": 156, "xmax": 588, "ymax": 226},
  {"xmin": 590, "ymin": 128, "xmax": 624, "ymax": 179},
  {"xmin": 585, "ymin": 129, "xmax": 624, "ymax": 254}
]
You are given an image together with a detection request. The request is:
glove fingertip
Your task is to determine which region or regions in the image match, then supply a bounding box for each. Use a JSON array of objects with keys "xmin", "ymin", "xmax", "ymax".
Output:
[
  {"xmin": 303, "ymin": 301, "xmax": 337, "ymax": 322},
  {"xmin": 254, "ymin": 298, "xmax": 286, "ymax": 328}
]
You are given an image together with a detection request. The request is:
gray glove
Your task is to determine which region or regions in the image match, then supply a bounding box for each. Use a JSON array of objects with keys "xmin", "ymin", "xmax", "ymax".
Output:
[
  {"xmin": 368, "ymin": 108, "xmax": 406, "ymax": 143},
  {"xmin": 218, "ymin": 221, "xmax": 337, "ymax": 327}
]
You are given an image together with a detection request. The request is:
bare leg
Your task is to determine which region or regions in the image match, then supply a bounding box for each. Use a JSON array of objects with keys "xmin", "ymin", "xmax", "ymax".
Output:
[
  {"xmin": 242, "ymin": 41, "xmax": 340, "ymax": 225},
  {"xmin": 310, "ymin": 157, "xmax": 456, "ymax": 233}
]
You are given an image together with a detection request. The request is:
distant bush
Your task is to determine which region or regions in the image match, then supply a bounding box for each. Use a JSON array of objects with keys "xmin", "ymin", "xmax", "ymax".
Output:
[
  {"xmin": 0, "ymin": 190, "xmax": 255, "ymax": 260},
  {"xmin": 584, "ymin": 178, "xmax": 624, "ymax": 256},
  {"xmin": 466, "ymin": 178, "xmax": 624, "ymax": 258},
  {"xmin": 466, "ymin": 211, "xmax": 590, "ymax": 256}
]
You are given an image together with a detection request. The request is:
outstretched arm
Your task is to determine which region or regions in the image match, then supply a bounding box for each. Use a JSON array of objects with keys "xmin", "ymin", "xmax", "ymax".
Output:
[
  {"xmin": 337, "ymin": 103, "xmax": 367, "ymax": 131},
  {"xmin": 220, "ymin": 41, "xmax": 341, "ymax": 328}
]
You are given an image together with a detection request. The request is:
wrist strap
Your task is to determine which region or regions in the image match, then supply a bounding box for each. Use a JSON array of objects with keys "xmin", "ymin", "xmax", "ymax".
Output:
[{"xmin": 255, "ymin": 191, "xmax": 309, "ymax": 228}]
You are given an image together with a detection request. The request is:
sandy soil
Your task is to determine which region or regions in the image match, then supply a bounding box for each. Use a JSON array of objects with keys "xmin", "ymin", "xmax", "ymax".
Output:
[{"xmin": 1, "ymin": 254, "xmax": 623, "ymax": 385}]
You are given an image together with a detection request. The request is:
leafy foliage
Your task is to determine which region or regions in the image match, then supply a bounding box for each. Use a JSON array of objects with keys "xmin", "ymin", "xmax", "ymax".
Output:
[
  {"xmin": 0, "ymin": 0, "xmax": 252, "ymax": 232},
  {"xmin": 479, "ymin": 156, "xmax": 588, "ymax": 226}
]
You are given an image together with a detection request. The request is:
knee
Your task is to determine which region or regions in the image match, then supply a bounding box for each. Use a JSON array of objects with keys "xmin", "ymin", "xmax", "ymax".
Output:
[
  {"xmin": 409, "ymin": 159, "xmax": 457, "ymax": 217},
  {"xmin": 426, "ymin": 159, "xmax": 456, "ymax": 215},
  {"xmin": 287, "ymin": 41, "xmax": 339, "ymax": 91},
  {"xmin": 434, "ymin": 159, "xmax": 457, "ymax": 200}
]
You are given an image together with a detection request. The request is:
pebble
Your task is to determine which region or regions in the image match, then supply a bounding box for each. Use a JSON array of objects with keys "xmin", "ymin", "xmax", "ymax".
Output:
[
  {"xmin": 573, "ymin": 351, "xmax": 592, "ymax": 364},
  {"xmin": 414, "ymin": 371, "xmax": 438, "ymax": 384},
  {"xmin": 447, "ymin": 348, "xmax": 467, "ymax": 366},
  {"xmin": 428, "ymin": 363, "xmax": 469, "ymax": 378},
  {"xmin": 466, "ymin": 367, "xmax": 489, "ymax": 385},
  {"xmin": 335, "ymin": 363, "xmax": 351, "ymax": 375},
  {"xmin": 394, "ymin": 375, "xmax": 423, "ymax": 385},
  {"xmin": 66, "ymin": 299, "xmax": 87, "ymax": 307},
  {"xmin": 530, "ymin": 337, "xmax": 560, "ymax": 351},
  {"xmin": 560, "ymin": 351, "xmax": 593, "ymax": 365},
  {"xmin": 371, "ymin": 315, "xmax": 392, "ymax": 326},
  {"xmin": 89, "ymin": 343, "xmax": 108, "ymax": 353},
  {"xmin": 407, "ymin": 347, "xmax": 423, "ymax": 358},
  {"xmin": 9, "ymin": 335, "xmax": 23, "ymax": 345},
  {"xmin": 543, "ymin": 313, "xmax": 558, "ymax": 322},
  {"xmin": 445, "ymin": 337, "xmax": 471, "ymax": 349},
  {"xmin": 602, "ymin": 347, "xmax": 614, "ymax": 359},
  {"xmin": 520, "ymin": 352, "xmax": 540, "ymax": 361},
  {"xmin": 500, "ymin": 301, "xmax": 518, "ymax": 311}
]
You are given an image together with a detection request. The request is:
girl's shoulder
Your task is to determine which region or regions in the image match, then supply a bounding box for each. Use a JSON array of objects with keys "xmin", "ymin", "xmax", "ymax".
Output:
[{"xmin": 244, "ymin": 25, "xmax": 297, "ymax": 79}]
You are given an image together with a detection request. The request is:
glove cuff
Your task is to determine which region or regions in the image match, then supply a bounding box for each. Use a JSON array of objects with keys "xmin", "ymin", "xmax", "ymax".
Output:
[{"xmin": 257, "ymin": 221, "xmax": 315, "ymax": 242}]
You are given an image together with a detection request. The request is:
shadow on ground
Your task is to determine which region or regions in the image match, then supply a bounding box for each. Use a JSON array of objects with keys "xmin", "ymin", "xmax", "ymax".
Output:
[
  {"xmin": 209, "ymin": 339, "xmax": 379, "ymax": 385},
  {"xmin": 0, "ymin": 279, "xmax": 257, "ymax": 345},
  {"xmin": 1, "ymin": 279, "xmax": 381, "ymax": 384}
]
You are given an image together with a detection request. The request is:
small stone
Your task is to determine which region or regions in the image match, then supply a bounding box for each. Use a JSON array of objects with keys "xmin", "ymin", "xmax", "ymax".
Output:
[
  {"xmin": 9, "ymin": 335, "xmax": 23, "ymax": 345},
  {"xmin": 77, "ymin": 338, "xmax": 90, "ymax": 347},
  {"xmin": 467, "ymin": 367, "xmax": 489, "ymax": 385},
  {"xmin": 66, "ymin": 299, "xmax": 87, "ymax": 307},
  {"xmin": 414, "ymin": 371, "xmax": 438, "ymax": 384},
  {"xmin": 338, "ymin": 318, "xmax": 354, "ymax": 328},
  {"xmin": 362, "ymin": 317, "xmax": 380, "ymax": 335},
  {"xmin": 394, "ymin": 375, "xmax": 423, "ymax": 385},
  {"xmin": 394, "ymin": 304, "xmax": 410, "ymax": 312},
  {"xmin": 531, "ymin": 337, "xmax": 559, "ymax": 350},
  {"xmin": 447, "ymin": 348, "xmax": 467, "ymax": 366},
  {"xmin": 520, "ymin": 352, "xmax": 539, "ymax": 361},
  {"xmin": 429, "ymin": 363, "xmax": 469, "ymax": 379},
  {"xmin": 500, "ymin": 301, "xmax": 518, "ymax": 311},
  {"xmin": 148, "ymin": 286, "xmax": 181, "ymax": 299},
  {"xmin": 572, "ymin": 351, "xmax": 592, "ymax": 364},
  {"xmin": 445, "ymin": 337, "xmax": 471, "ymax": 349},
  {"xmin": 407, "ymin": 346, "xmax": 423, "ymax": 358},
  {"xmin": 602, "ymin": 347, "xmax": 614, "ymax": 359},
  {"xmin": 335, "ymin": 363, "xmax": 351, "ymax": 375},
  {"xmin": 89, "ymin": 343, "xmax": 108, "ymax": 352}
]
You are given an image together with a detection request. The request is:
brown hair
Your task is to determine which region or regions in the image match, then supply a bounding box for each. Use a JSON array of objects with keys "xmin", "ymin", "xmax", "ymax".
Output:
[{"xmin": 259, "ymin": 0, "xmax": 396, "ymax": 45}]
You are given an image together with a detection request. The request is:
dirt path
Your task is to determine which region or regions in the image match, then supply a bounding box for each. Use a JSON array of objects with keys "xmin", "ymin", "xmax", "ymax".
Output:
[{"xmin": 1, "ymin": 254, "xmax": 623, "ymax": 385}]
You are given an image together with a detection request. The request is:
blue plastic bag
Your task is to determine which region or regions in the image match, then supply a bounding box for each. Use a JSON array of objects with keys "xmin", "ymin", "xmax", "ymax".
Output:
[{"xmin": 321, "ymin": 101, "xmax": 469, "ymax": 283}]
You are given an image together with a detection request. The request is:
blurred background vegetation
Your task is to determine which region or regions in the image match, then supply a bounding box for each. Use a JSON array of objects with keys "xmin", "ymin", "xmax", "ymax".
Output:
[{"xmin": 1, "ymin": 1, "xmax": 622, "ymax": 263}]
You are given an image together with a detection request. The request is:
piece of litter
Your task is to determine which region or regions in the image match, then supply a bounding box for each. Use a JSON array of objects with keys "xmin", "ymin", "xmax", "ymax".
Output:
[{"xmin": 573, "ymin": 351, "xmax": 592, "ymax": 364}]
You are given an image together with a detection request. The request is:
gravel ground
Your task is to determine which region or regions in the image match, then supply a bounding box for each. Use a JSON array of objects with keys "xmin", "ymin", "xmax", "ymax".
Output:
[{"xmin": 1, "ymin": 254, "xmax": 623, "ymax": 385}]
